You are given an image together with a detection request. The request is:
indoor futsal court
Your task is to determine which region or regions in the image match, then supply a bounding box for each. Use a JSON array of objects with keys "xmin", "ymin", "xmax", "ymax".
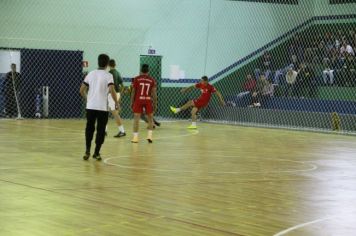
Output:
[
  {"xmin": 1, "ymin": 0, "xmax": 356, "ymax": 235},
  {"xmin": 1, "ymin": 119, "xmax": 356, "ymax": 235}
]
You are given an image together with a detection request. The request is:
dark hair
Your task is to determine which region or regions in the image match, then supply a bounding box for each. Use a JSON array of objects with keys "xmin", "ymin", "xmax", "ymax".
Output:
[
  {"xmin": 98, "ymin": 54, "xmax": 110, "ymax": 68},
  {"xmin": 201, "ymin": 76, "xmax": 208, "ymax": 81},
  {"xmin": 109, "ymin": 59, "xmax": 116, "ymax": 67},
  {"xmin": 141, "ymin": 64, "xmax": 149, "ymax": 73}
]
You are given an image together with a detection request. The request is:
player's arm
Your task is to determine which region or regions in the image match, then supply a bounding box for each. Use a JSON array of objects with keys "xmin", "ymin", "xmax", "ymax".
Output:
[
  {"xmin": 215, "ymin": 90, "xmax": 225, "ymax": 106},
  {"xmin": 130, "ymin": 86, "xmax": 135, "ymax": 108},
  {"xmin": 181, "ymin": 85, "xmax": 195, "ymax": 93},
  {"xmin": 151, "ymin": 86, "xmax": 158, "ymax": 113},
  {"xmin": 80, "ymin": 83, "xmax": 88, "ymax": 99},
  {"xmin": 109, "ymin": 84, "xmax": 119, "ymax": 109}
]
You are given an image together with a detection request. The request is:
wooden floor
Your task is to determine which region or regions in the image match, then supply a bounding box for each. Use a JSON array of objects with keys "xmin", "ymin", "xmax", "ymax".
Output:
[{"xmin": 1, "ymin": 119, "xmax": 356, "ymax": 236}]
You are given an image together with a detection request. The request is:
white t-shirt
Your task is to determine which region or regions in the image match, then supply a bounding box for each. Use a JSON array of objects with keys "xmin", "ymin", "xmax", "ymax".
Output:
[
  {"xmin": 340, "ymin": 45, "xmax": 355, "ymax": 56},
  {"xmin": 83, "ymin": 69, "xmax": 114, "ymax": 111}
]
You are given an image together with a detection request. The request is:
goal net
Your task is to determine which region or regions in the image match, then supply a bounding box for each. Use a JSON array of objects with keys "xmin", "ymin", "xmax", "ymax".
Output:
[{"xmin": 1, "ymin": 0, "xmax": 355, "ymax": 133}]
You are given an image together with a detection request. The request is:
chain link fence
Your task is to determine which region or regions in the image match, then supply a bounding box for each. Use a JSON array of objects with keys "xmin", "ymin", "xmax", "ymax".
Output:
[{"xmin": 0, "ymin": 0, "xmax": 356, "ymax": 133}]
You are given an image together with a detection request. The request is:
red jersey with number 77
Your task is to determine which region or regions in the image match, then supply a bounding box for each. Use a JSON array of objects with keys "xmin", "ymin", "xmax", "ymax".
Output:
[{"xmin": 132, "ymin": 74, "xmax": 156, "ymax": 104}]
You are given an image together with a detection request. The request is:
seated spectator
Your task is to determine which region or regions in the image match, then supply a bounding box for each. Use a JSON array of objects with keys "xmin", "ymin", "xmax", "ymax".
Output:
[
  {"xmin": 289, "ymin": 34, "xmax": 304, "ymax": 64},
  {"xmin": 340, "ymin": 41, "xmax": 355, "ymax": 56},
  {"xmin": 322, "ymin": 58, "xmax": 335, "ymax": 86},
  {"xmin": 325, "ymin": 32, "xmax": 334, "ymax": 53},
  {"xmin": 335, "ymin": 30, "xmax": 344, "ymax": 50},
  {"xmin": 347, "ymin": 30, "xmax": 355, "ymax": 47},
  {"xmin": 243, "ymin": 74, "xmax": 256, "ymax": 92},
  {"xmin": 330, "ymin": 47, "xmax": 343, "ymax": 70},
  {"xmin": 285, "ymin": 66, "xmax": 298, "ymax": 96},
  {"xmin": 256, "ymin": 51, "xmax": 273, "ymax": 81},
  {"xmin": 250, "ymin": 75, "xmax": 273, "ymax": 107},
  {"xmin": 345, "ymin": 53, "xmax": 356, "ymax": 86},
  {"xmin": 316, "ymin": 40, "xmax": 327, "ymax": 63}
]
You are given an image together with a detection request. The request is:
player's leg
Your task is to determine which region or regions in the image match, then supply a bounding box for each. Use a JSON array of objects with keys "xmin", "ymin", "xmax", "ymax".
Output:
[
  {"xmin": 145, "ymin": 103, "xmax": 154, "ymax": 143},
  {"xmin": 84, "ymin": 109, "xmax": 96, "ymax": 160},
  {"xmin": 153, "ymin": 117, "xmax": 160, "ymax": 127},
  {"xmin": 188, "ymin": 107, "xmax": 199, "ymax": 129},
  {"xmin": 132, "ymin": 113, "xmax": 141, "ymax": 143},
  {"xmin": 93, "ymin": 110, "xmax": 109, "ymax": 160},
  {"xmin": 112, "ymin": 109, "xmax": 126, "ymax": 137},
  {"xmin": 170, "ymin": 100, "xmax": 194, "ymax": 114},
  {"xmin": 146, "ymin": 113, "xmax": 154, "ymax": 143}
]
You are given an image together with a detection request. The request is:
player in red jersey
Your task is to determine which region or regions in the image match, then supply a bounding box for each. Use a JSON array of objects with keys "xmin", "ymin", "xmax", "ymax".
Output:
[
  {"xmin": 131, "ymin": 64, "xmax": 157, "ymax": 143},
  {"xmin": 170, "ymin": 76, "xmax": 225, "ymax": 129}
]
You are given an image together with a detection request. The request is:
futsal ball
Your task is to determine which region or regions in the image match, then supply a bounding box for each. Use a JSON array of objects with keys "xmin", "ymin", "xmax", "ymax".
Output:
[{"xmin": 35, "ymin": 112, "xmax": 42, "ymax": 118}]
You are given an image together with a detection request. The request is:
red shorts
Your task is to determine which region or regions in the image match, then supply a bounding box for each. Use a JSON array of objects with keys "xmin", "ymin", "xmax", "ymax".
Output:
[
  {"xmin": 193, "ymin": 99, "xmax": 208, "ymax": 109},
  {"xmin": 132, "ymin": 102, "xmax": 153, "ymax": 114}
]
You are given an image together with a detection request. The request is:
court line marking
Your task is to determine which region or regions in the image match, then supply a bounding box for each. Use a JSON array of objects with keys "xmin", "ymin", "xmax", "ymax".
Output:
[
  {"xmin": 0, "ymin": 120, "xmax": 198, "ymax": 138},
  {"xmin": 273, "ymin": 216, "xmax": 334, "ymax": 236},
  {"xmin": 104, "ymin": 154, "xmax": 318, "ymax": 174}
]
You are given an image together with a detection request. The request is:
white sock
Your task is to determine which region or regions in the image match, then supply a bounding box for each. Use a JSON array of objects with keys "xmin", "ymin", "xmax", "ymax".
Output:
[
  {"xmin": 192, "ymin": 122, "xmax": 197, "ymax": 126},
  {"xmin": 147, "ymin": 130, "xmax": 153, "ymax": 138},
  {"xmin": 176, "ymin": 108, "xmax": 181, "ymax": 112},
  {"xmin": 105, "ymin": 126, "xmax": 108, "ymax": 131},
  {"xmin": 133, "ymin": 132, "xmax": 138, "ymax": 138},
  {"xmin": 118, "ymin": 125, "xmax": 125, "ymax": 133}
]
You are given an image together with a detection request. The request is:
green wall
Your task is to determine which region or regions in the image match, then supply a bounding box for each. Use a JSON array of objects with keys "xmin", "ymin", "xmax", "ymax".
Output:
[
  {"xmin": 0, "ymin": 0, "xmax": 313, "ymax": 80},
  {"xmin": 314, "ymin": 0, "xmax": 356, "ymax": 16}
]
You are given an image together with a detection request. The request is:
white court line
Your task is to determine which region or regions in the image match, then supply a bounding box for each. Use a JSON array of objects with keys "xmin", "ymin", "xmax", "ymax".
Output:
[
  {"xmin": 273, "ymin": 216, "xmax": 334, "ymax": 236},
  {"xmin": 104, "ymin": 154, "xmax": 317, "ymax": 174}
]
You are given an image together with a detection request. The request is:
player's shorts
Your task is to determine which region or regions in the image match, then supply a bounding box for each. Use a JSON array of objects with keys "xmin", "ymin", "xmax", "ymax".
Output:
[
  {"xmin": 108, "ymin": 93, "xmax": 121, "ymax": 111},
  {"xmin": 193, "ymin": 99, "xmax": 208, "ymax": 109},
  {"xmin": 132, "ymin": 102, "xmax": 153, "ymax": 114}
]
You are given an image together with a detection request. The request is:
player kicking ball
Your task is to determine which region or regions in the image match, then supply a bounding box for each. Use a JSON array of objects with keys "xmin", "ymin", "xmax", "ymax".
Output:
[
  {"xmin": 131, "ymin": 64, "xmax": 157, "ymax": 143},
  {"xmin": 170, "ymin": 76, "xmax": 225, "ymax": 129}
]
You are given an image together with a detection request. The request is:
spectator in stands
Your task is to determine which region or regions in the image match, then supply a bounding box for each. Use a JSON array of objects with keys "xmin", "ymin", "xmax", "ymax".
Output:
[
  {"xmin": 261, "ymin": 51, "xmax": 272, "ymax": 71},
  {"xmin": 335, "ymin": 30, "xmax": 344, "ymax": 50},
  {"xmin": 243, "ymin": 74, "xmax": 256, "ymax": 92},
  {"xmin": 294, "ymin": 62, "xmax": 316, "ymax": 98},
  {"xmin": 325, "ymin": 32, "xmax": 334, "ymax": 53},
  {"xmin": 250, "ymin": 75, "xmax": 272, "ymax": 107},
  {"xmin": 289, "ymin": 34, "xmax": 304, "ymax": 65},
  {"xmin": 347, "ymin": 30, "xmax": 355, "ymax": 47},
  {"xmin": 340, "ymin": 41, "xmax": 355, "ymax": 56},
  {"xmin": 338, "ymin": 51, "xmax": 348, "ymax": 86},
  {"xmin": 330, "ymin": 47, "xmax": 343, "ymax": 70},
  {"xmin": 345, "ymin": 53, "xmax": 356, "ymax": 86},
  {"xmin": 285, "ymin": 66, "xmax": 297, "ymax": 97},
  {"xmin": 322, "ymin": 58, "xmax": 335, "ymax": 86},
  {"xmin": 316, "ymin": 40, "xmax": 327, "ymax": 63}
]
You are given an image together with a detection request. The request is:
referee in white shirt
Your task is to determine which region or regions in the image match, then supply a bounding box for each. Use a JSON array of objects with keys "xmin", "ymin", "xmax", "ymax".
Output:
[{"xmin": 80, "ymin": 54, "xmax": 118, "ymax": 161}]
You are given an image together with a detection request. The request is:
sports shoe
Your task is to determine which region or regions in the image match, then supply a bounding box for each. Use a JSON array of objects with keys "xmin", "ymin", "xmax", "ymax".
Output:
[
  {"xmin": 83, "ymin": 152, "xmax": 90, "ymax": 161},
  {"xmin": 92, "ymin": 153, "xmax": 102, "ymax": 161},
  {"xmin": 187, "ymin": 125, "xmax": 197, "ymax": 129},
  {"xmin": 114, "ymin": 131, "xmax": 126, "ymax": 138},
  {"xmin": 170, "ymin": 106, "xmax": 178, "ymax": 114},
  {"xmin": 131, "ymin": 136, "xmax": 139, "ymax": 143},
  {"xmin": 147, "ymin": 134, "xmax": 153, "ymax": 143},
  {"xmin": 154, "ymin": 120, "xmax": 161, "ymax": 127}
]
